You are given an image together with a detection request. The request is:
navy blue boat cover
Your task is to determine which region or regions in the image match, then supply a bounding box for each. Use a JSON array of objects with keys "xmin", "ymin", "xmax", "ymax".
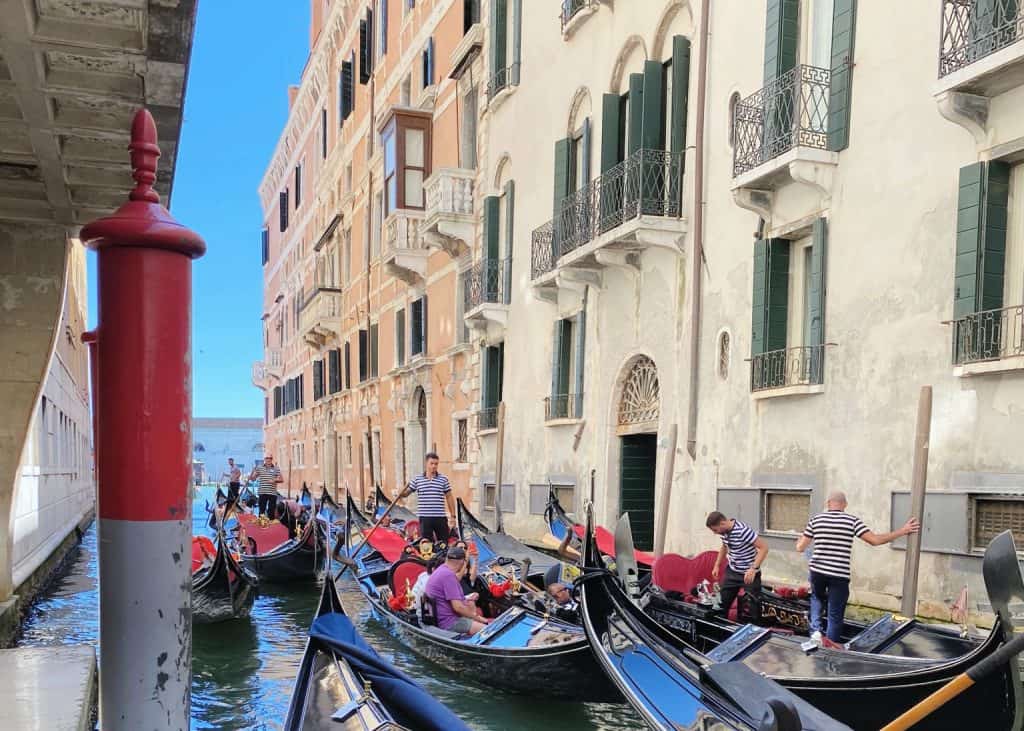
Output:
[{"xmin": 310, "ymin": 613, "xmax": 472, "ymax": 731}]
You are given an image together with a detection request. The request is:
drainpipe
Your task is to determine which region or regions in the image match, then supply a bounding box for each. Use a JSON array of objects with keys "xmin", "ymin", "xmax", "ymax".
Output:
[{"xmin": 686, "ymin": 0, "xmax": 711, "ymax": 461}]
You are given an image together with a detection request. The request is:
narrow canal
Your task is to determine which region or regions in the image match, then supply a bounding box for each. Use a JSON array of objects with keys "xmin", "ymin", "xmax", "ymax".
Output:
[{"xmin": 18, "ymin": 487, "xmax": 644, "ymax": 730}]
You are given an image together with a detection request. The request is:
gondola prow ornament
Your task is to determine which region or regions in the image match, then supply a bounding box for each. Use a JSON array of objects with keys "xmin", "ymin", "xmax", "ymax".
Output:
[{"xmin": 81, "ymin": 108, "xmax": 205, "ymax": 731}]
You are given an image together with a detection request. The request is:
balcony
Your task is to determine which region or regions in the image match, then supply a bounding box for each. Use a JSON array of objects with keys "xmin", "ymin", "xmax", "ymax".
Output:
[
  {"xmin": 750, "ymin": 345, "xmax": 825, "ymax": 398},
  {"xmin": 383, "ymin": 210, "xmax": 428, "ymax": 284},
  {"xmin": 935, "ymin": 1, "xmax": 1024, "ymax": 142},
  {"xmin": 530, "ymin": 149, "xmax": 685, "ymax": 297},
  {"xmin": 731, "ymin": 65, "xmax": 836, "ymax": 214},
  {"xmin": 300, "ymin": 288, "xmax": 343, "ymax": 348},
  {"xmin": 463, "ymin": 258, "xmax": 510, "ymax": 344},
  {"xmin": 561, "ymin": 0, "xmax": 599, "ymax": 39},
  {"xmin": 423, "ymin": 168, "xmax": 475, "ymax": 258},
  {"xmin": 544, "ymin": 392, "xmax": 583, "ymax": 423},
  {"xmin": 478, "ymin": 406, "xmax": 498, "ymax": 433},
  {"xmin": 485, "ymin": 63, "xmax": 520, "ymax": 112},
  {"xmin": 450, "ymin": 23, "xmax": 483, "ymax": 80},
  {"xmin": 251, "ymin": 348, "xmax": 283, "ymax": 390},
  {"xmin": 952, "ymin": 304, "xmax": 1024, "ymax": 375}
]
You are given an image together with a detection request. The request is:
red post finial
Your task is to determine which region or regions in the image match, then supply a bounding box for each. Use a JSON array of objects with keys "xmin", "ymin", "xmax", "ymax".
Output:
[{"xmin": 128, "ymin": 109, "xmax": 161, "ymax": 204}]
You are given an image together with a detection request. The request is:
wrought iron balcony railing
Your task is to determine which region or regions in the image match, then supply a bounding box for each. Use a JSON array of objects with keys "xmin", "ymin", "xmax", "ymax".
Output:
[
  {"xmin": 531, "ymin": 220, "xmax": 555, "ymax": 280},
  {"xmin": 486, "ymin": 63, "xmax": 520, "ymax": 99},
  {"xmin": 463, "ymin": 258, "xmax": 509, "ymax": 312},
  {"xmin": 939, "ymin": 0, "xmax": 1024, "ymax": 77},
  {"xmin": 750, "ymin": 344, "xmax": 825, "ymax": 392},
  {"xmin": 732, "ymin": 64, "xmax": 831, "ymax": 178},
  {"xmin": 952, "ymin": 304, "xmax": 1024, "ymax": 365},
  {"xmin": 561, "ymin": 0, "xmax": 596, "ymax": 31},
  {"xmin": 545, "ymin": 393, "xmax": 583, "ymax": 420},
  {"xmin": 478, "ymin": 406, "xmax": 498, "ymax": 431},
  {"xmin": 530, "ymin": 148, "xmax": 683, "ymax": 280}
]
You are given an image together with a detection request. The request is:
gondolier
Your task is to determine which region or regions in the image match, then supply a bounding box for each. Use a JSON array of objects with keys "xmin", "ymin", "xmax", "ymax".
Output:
[
  {"xmin": 221, "ymin": 457, "xmax": 242, "ymax": 503},
  {"xmin": 706, "ymin": 511, "xmax": 768, "ymax": 618},
  {"xmin": 795, "ymin": 491, "xmax": 919, "ymax": 643},
  {"xmin": 249, "ymin": 455, "xmax": 283, "ymax": 518},
  {"xmin": 401, "ymin": 452, "xmax": 456, "ymax": 543}
]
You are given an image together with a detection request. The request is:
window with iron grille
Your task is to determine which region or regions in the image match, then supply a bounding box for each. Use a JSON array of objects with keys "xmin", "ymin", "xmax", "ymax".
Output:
[
  {"xmin": 328, "ymin": 350, "xmax": 341, "ymax": 393},
  {"xmin": 358, "ymin": 329, "xmax": 369, "ymax": 382},
  {"xmin": 295, "ymin": 163, "xmax": 302, "ymax": 208},
  {"xmin": 395, "ymin": 308, "xmax": 406, "ymax": 367},
  {"xmin": 279, "ymin": 190, "xmax": 289, "ymax": 232},
  {"xmin": 313, "ymin": 359, "xmax": 324, "ymax": 400},
  {"xmin": 410, "ymin": 296, "xmax": 427, "ymax": 356},
  {"xmin": 763, "ymin": 490, "xmax": 810, "ymax": 534},
  {"xmin": 972, "ymin": 496, "xmax": 1024, "ymax": 551},
  {"xmin": 456, "ymin": 418, "xmax": 468, "ymax": 462}
]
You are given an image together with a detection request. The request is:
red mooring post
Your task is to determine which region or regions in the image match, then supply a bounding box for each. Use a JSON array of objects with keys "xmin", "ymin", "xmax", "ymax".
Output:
[{"xmin": 80, "ymin": 109, "xmax": 205, "ymax": 730}]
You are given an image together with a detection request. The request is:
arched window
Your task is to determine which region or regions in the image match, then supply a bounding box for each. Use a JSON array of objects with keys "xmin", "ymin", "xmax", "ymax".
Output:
[
  {"xmin": 728, "ymin": 91, "xmax": 741, "ymax": 149},
  {"xmin": 618, "ymin": 356, "xmax": 660, "ymax": 426}
]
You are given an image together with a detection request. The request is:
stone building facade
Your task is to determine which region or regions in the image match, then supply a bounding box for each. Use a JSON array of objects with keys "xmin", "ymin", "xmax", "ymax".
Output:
[{"xmin": 260, "ymin": 0, "xmax": 1024, "ymax": 616}]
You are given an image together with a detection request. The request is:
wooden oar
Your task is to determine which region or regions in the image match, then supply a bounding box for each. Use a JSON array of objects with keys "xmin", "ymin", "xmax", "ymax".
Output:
[
  {"xmin": 880, "ymin": 629, "xmax": 1024, "ymax": 731},
  {"xmin": 334, "ymin": 488, "xmax": 406, "ymax": 572}
]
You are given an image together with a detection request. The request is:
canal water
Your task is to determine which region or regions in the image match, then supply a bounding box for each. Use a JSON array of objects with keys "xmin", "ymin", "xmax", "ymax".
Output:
[{"xmin": 17, "ymin": 488, "xmax": 644, "ymax": 730}]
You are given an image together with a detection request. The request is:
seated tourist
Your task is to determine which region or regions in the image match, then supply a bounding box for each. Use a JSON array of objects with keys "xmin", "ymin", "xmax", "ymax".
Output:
[
  {"xmin": 454, "ymin": 542, "xmax": 494, "ymax": 618},
  {"xmin": 546, "ymin": 582, "xmax": 580, "ymax": 623},
  {"xmin": 424, "ymin": 546, "xmax": 489, "ymax": 635}
]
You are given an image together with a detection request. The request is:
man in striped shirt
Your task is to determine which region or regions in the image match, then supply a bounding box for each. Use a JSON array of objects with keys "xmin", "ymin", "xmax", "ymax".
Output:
[
  {"xmin": 249, "ymin": 455, "xmax": 283, "ymax": 518},
  {"xmin": 401, "ymin": 452, "xmax": 456, "ymax": 543},
  {"xmin": 796, "ymin": 491, "xmax": 919, "ymax": 643},
  {"xmin": 706, "ymin": 511, "xmax": 769, "ymax": 617}
]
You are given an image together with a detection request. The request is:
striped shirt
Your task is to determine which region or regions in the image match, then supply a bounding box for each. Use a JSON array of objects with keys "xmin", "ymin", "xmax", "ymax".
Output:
[
  {"xmin": 720, "ymin": 519, "xmax": 759, "ymax": 572},
  {"xmin": 251, "ymin": 465, "xmax": 282, "ymax": 496},
  {"xmin": 803, "ymin": 510, "xmax": 869, "ymax": 580},
  {"xmin": 407, "ymin": 472, "xmax": 451, "ymax": 518}
]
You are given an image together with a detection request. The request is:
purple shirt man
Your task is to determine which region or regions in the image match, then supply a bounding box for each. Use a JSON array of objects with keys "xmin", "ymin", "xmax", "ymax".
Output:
[{"xmin": 423, "ymin": 546, "xmax": 486, "ymax": 635}]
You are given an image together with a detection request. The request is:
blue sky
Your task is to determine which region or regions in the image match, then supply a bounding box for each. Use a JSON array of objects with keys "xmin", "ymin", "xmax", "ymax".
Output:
[{"xmin": 87, "ymin": 1, "xmax": 311, "ymax": 418}]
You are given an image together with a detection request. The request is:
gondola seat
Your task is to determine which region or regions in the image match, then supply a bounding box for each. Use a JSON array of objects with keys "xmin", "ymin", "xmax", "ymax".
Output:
[
  {"xmin": 388, "ymin": 557, "xmax": 428, "ymax": 602},
  {"xmin": 652, "ymin": 551, "xmax": 740, "ymax": 620}
]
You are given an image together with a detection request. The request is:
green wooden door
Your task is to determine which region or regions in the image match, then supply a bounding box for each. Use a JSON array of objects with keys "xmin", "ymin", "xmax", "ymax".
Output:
[{"xmin": 619, "ymin": 433, "xmax": 657, "ymax": 551}]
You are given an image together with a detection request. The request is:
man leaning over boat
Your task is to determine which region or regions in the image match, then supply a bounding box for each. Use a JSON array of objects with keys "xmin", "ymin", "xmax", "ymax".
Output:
[{"xmin": 706, "ymin": 511, "xmax": 769, "ymax": 620}]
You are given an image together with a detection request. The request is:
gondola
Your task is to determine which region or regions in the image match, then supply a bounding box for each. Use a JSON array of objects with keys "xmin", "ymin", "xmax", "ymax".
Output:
[
  {"xmin": 299, "ymin": 485, "xmax": 313, "ymax": 509},
  {"xmin": 237, "ymin": 512, "xmax": 327, "ymax": 583},
  {"xmin": 643, "ymin": 548, "xmax": 986, "ymax": 660},
  {"xmin": 317, "ymin": 488, "xmax": 344, "ymax": 525},
  {"xmin": 597, "ymin": 515, "xmax": 1022, "ymax": 729},
  {"xmin": 192, "ymin": 532, "xmax": 258, "ymax": 623},
  {"xmin": 284, "ymin": 571, "xmax": 472, "ymax": 731},
  {"xmin": 375, "ymin": 484, "xmax": 416, "ymax": 527},
  {"xmin": 340, "ymin": 496, "xmax": 620, "ymax": 701},
  {"xmin": 544, "ymin": 490, "xmax": 654, "ymax": 567},
  {"xmin": 456, "ymin": 498, "xmax": 563, "ymax": 585},
  {"xmin": 579, "ymin": 509, "xmax": 850, "ymax": 730}
]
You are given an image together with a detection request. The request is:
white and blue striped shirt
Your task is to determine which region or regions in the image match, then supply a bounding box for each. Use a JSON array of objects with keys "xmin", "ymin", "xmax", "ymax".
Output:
[
  {"xmin": 720, "ymin": 519, "xmax": 759, "ymax": 572},
  {"xmin": 407, "ymin": 472, "xmax": 451, "ymax": 518}
]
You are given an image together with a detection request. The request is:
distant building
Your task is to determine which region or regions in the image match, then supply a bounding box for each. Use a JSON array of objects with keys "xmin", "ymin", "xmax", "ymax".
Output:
[{"xmin": 192, "ymin": 418, "xmax": 265, "ymax": 484}]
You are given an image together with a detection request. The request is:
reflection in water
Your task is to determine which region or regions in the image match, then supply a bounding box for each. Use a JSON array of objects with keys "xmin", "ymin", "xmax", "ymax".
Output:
[{"xmin": 17, "ymin": 489, "xmax": 644, "ymax": 730}]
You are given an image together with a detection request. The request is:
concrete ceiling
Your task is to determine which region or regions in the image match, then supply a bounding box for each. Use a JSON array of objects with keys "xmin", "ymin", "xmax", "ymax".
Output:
[{"xmin": 0, "ymin": 0, "xmax": 198, "ymax": 227}]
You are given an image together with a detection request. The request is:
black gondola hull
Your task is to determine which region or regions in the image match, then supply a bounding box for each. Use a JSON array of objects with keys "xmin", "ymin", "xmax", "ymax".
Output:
[
  {"xmin": 240, "ymin": 523, "xmax": 327, "ymax": 583},
  {"xmin": 192, "ymin": 537, "xmax": 258, "ymax": 623},
  {"xmin": 351, "ymin": 582, "xmax": 620, "ymax": 702}
]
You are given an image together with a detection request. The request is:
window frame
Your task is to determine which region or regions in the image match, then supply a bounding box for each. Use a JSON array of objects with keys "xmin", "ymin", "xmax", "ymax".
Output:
[
  {"xmin": 761, "ymin": 488, "xmax": 811, "ymax": 537},
  {"xmin": 380, "ymin": 108, "xmax": 433, "ymax": 214},
  {"xmin": 971, "ymin": 494, "xmax": 1024, "ymax": 553}
]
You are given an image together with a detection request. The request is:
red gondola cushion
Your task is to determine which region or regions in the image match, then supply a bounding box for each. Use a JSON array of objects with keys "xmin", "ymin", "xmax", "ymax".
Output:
[
  {"xmin": 403, "ymin": 520, "xmax": 421, "ymax": 541},
  {"xmin": 192, "ymin": 536, "xmax": 216, "ymax": 573},
  {"xmin": 651, "ymin": 551, "xmax": 720, "ymax": 595},
  {"xmin": 389, "ymin": 559, "xmax": 427, "ymax": 600},
  {"xmin": 364, "ymin": 527, "xmax": 408, "ymax": 563},
  {"xmin": 237, "ymin": 514, "xmax": 291, "ymax": 554}
]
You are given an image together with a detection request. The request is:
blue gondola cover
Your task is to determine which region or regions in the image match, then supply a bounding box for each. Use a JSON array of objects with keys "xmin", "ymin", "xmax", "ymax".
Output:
[{"xmin": 310, "ymin": 613, "xmax": 472, "ymax": 731}]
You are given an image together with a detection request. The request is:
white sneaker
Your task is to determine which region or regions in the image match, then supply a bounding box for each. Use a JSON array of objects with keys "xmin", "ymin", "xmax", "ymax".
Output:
[{"xmin": 811, "ymin": 631, "xmax": 823, "ymax": 645}]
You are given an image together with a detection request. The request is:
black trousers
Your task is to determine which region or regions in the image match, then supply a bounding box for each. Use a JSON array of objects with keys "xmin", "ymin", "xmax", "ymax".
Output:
[
  {"xmin": 719, "ymin": 566, "xmax": 761, "ymax": 618},
  {"xmin": 420, "ymin": 516, "xmax": 450, "ymax": 543},
  {"xmin": 227, "ymin": 482, "xmax": 240, "ymax": 503},
  {"xmin": 258, "ymin": 493, "xmax": 278, "ymax": 518}
]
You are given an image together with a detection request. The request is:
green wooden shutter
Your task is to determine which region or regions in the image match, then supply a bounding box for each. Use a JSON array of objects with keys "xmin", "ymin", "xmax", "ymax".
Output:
[
  {"xmin": 627, "ymin": 73, "xmax": 644, "ymax": 156},
  {"xmin": 764, "ymin": 0, "xmax": 799, "ymax": 83},
  {"xmin": 558, "ymin": 319, "xmax": 573, "ymax": 396},
  {"xmin": 766, "ymin": 239, "xmax": 790, "ymax": 352},
  {"xmin": 550, "ymin": 322, "xmax": 562, "ymax": 402},
  {"xmin": 510, "ymin": 0, "xmax": 522, "ymax": 84},
  {"xmin": 954, "ymin": 163, "xmax": 984, "ymax": 320},
  {"xmin": 485, "ymin": 346, "xmax": 502, "ymax": 408},
  {"xmin": 809, "ymin": 218, "xmax": 827, "ymax": 382},
  {"xmin": 552, "ymin": 138, "xmax": 570, "ymax": 251},
  {"xmin": 484, "ymin": 195, "xmax": 501, "ymax": 260},
  {"xmin": 396, "ymin": 309, "xmax": 405, "ymax": 366},
  {"xmin": 600, "ymin": 94, "xmax": 622, "ymax": 173},
  {"xmin": 343, "ymin": 343, "xmax": 351, "ymax": 389},
  {"xmin": 641, "ymin": 60, "xmax": 664, "ymax": 150},
  {"xmin": 752, "ymin": 239, "xmax": 769, "ymax": 357},
  {"xmin": 981, "ymin": 161, "xmax": 1009, "ymax": 312},
  {"xmin": 827, "ymin": 0, "xmax": 857, "ymax": 151},
  {"xmin": 490, "ymin": 0, "xmax": 507, "ymax": 87},
  {"xmin": 670, "ymin": 36, "xmax": 691, "ymax": 156},
  {"xmin": 574, "ymin": 309, "xmax": 586, "ymax": 417},
  {"xmin": 359, "ymin": 329, "xmax": 368, "ymax": 381},
  {"xmin": 503, "ymin": 180, "xmax": 515, "ymax": 304},
  {"xmin": 581, "ymin": 119, "xmax": 592, "ymax": 183},
  {"xmin": 421, "ymin": 294, "xmax": 428, "ymax": 354}
]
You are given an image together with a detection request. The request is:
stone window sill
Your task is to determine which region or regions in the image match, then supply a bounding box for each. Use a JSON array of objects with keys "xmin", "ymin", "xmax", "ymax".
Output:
[
  {"xmin": 477, "ymin": 428, "xmax": 497, "ymax": 437},
  {"xmin": 954, "ymin": 355, "xmax": 1024, "ymax": 378},
  {"xmin": 750, "ymin": 383, "xmax": 824, "ymax": 401},
  {"xmin": 544, "ymin": 417, "xmax": 583, "ymax": 427}
]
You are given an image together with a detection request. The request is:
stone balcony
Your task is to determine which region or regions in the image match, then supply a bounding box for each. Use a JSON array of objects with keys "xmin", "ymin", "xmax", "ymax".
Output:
[
  {"xmin": 463, "ymin": 258, "xmax": 510, "ymax": 345},
  {"xmin": 251, "ymin": 348, "xmax": 283, "ymax": 390},
  {"xmin": 422, "ymin": 168, "xmax": 475, "ymax": 258},
  {"xmin": 935, "ymin": 1, "xmax": 1024, "ymax": 143},
  {"xmin": 300, "ymin": 288, "xmax": 343, "ymax": 348},
  {"xmin": 731, "ymin": 64, "xmax": 837, "ymax": 218},
  {"xmin": 530, "ymin": 149, "xmax": 685, "ymax": 301},
  {"xmin": 383, "ymin": 210, "xmax": 428, "ymax": 284}
]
